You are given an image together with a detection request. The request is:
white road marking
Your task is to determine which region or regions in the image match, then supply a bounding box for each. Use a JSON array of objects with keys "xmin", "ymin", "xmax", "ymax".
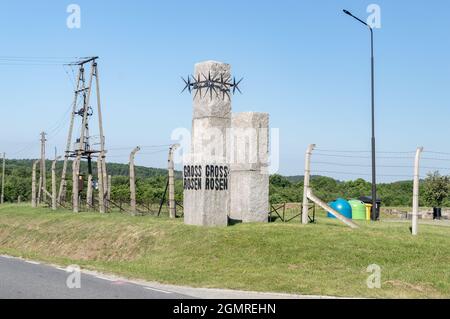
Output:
[
  {"xmin": 24, "ymin": 260, "xmax": 40, "ymax": 265},
  {"xmin": 95, "ymin": 275, "xmax": 116, "ymax": 282},
  {"xmin": 143, "ymin": 286, "xmax": 172, "ymax": 294}
]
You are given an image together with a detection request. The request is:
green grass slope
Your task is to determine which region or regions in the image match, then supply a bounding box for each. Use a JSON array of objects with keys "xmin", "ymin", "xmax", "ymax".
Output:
[{"xmin": 0, "ymin": 204, "xmax": 449, "ymax": 298}]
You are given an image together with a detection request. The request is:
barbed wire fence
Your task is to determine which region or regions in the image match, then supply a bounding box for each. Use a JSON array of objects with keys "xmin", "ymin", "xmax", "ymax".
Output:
[{"xmin": 310, "ymin": 148, "xmax": 450, "ymax": 181}]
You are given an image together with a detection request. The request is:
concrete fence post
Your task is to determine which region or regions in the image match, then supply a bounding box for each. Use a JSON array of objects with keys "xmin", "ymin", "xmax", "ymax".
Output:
[
  {"xmin": 107, "ymin": 175, "xmax": 111, "ymax": 209},
  {"xmin": 97, "ymin": 157, "xmax": 105, "ymax": 213},
  {"xmin": 72, "ymin": 159, "xmax": 80, "ymax": 213},
  {"xmin": 307, "ymin": 188, "xmax": 358, "ymax": 229},
  {"xmin": 32, "ymin": 160, "xmax": 39, "ymax": 208},
  {"xmin": 86, "ymin": 174, "xmax": 93, "ymax": 210},
  {"xmin": 1, "ymin": 152, "xmax": 5, "ymax": 204},
  {"xmin": 129, "ymin": 146, "xmax": 140, "ymax": 215},
  {"xmin": 412, "ymin": 147, "xmax": 424, "ymax": 236},
  {"xmin": 51, "ymin": 157, "xmax": 60, "ymax": 211},
  {"xmin": 302, "ymin": 144, "xmax": 316, "ymax": 224},
  {"xmin": 37, "ymin": 175, "xmax": 42, "ymax": 206},
  {"xmin": 101, "ymin": 153, "xmax": 108, "ymax": 211}
]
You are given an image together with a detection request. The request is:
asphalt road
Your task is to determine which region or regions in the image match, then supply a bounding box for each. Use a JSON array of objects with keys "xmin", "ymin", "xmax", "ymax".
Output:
[{"xmin": 0, "ymin": 255, "xmax": 191, "ymax": 299}]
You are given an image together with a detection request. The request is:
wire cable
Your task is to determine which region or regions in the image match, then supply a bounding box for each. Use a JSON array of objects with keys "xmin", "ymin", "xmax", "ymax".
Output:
[{"xmin": 315, "ymin": 148, "xmax": 416, "ymax": 154}]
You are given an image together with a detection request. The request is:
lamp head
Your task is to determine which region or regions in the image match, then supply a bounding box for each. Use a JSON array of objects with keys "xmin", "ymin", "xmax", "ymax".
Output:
[{"xmin": 343, "ymin": 9, "xmax": 352, "ymax": 16}]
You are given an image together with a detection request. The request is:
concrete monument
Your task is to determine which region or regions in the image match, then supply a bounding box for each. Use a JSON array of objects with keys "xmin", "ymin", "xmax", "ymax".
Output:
[
  {"xmin": 229, "ymin": 112, "xmax": 269, "ymax": 223},
  {"xmin": 183, "ymin": 61, "xmax": 231, "ymax": 226},
  {"xmin": 182, "ymin": 61, "xmax": 270, "ymax": 227}
]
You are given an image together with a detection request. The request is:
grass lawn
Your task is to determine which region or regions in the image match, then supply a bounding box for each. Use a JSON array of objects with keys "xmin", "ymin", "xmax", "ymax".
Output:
[{"xmin": 0, "ymin": 204, "xmax": 449, "ymax": 298}]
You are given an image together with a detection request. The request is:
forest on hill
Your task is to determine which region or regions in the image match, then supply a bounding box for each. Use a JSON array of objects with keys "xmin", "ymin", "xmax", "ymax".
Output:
[{"xmin": 0, "ymin": 159, "xmax": 437, "ymax": 207}]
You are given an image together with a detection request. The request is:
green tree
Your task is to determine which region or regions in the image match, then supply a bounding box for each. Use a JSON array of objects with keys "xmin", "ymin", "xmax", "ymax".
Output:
[{"xmin": 423, "ymin": 171, "xmax": 450, "ymax": 208}]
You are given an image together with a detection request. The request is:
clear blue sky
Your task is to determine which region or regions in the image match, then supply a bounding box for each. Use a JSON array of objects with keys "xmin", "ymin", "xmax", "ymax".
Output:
[{"xmin": 1, "ymin": 0, "xmax": 449, "ymax": 182}]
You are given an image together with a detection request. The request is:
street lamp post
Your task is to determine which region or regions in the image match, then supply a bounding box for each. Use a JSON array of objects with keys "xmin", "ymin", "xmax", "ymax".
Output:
[{"xmin": 343, "ymin": 9, "xmax": 377, "ymax": 221}]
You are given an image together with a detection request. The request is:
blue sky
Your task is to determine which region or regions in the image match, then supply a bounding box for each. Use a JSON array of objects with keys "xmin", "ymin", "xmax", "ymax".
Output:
[{"xmin": 1, "ymin": 0, "xmax": 449, "ymax": 181}]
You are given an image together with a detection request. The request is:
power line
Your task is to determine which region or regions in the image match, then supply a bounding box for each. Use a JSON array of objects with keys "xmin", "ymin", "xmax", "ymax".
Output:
[
  {"xmin": 315, "ymin": 148, "xmax": 416, "ymax": 154},
  {"xmin": 421, "ymin": 157, "xmax": 450, "ymax": 162},
  {"xmin": 314, "ymin": 152, "xmax": 415, "ymax": 159},
  {"xmin": 313, "ymin": 161, "xmax": 450, "ymax": 170},
  {"xmin": 313, "ymin": 161, "xmax": 410, "ymax": 168},
  {"xmin": 311, "ymin": 170, "xmax": 417, "ymax": 178},
  {"xmin": 424, "ymin": 150, "xmax": 450, "ymax": 156},
  {"xmin": 108, "ymin": 144, "xmax": 171, "ymax": 151}
]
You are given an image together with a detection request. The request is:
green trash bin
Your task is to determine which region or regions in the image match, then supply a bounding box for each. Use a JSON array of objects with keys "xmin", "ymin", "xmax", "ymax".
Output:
[{"xmin": 348, "ymin": 199, "xmax": 367, "ymax": 220}]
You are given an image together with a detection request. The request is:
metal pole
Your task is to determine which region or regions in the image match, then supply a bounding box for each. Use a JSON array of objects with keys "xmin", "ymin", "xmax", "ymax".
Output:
[
  {"xmin": 412, "ymin": 147, "xmax": 423, "ymax": 236},
  {"xmin": 168, "ymin": 144, "xmax": 180, "ymax": 219},
  {"xmin": 370, "ymin": 28, "xmax": 377, "ymax": 221},
  {"xmin": 302, "ymin": 144, "xmax": 315, "ymax": 224},
  {"xmin": 158, "ymin": 178, "xmax": 169, "ymax": 217},
  {"xmin": 343, "ymin": 10, "xmax": 377, "ymax": 221}
]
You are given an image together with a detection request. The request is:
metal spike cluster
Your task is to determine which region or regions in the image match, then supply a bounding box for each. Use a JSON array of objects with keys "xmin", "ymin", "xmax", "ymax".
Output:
[{"xmin": 181, "ymin": 72, "xmax": 243, "ymax": 100}]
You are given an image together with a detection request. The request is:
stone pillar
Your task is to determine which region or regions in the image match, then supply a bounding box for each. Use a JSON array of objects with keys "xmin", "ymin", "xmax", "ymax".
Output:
[
  {"xmin": 183, "ymin": 61, "xmax": 232, "ymax": 227},
  {"xmin": 229, "ymin": 112, "xmax": 269, "ymax": 223}
]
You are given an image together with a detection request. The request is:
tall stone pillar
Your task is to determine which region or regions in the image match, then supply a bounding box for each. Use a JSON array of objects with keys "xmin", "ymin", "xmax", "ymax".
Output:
[
  {"xmin": 229, "ymin": 112, "xmax": 269, "ymax": 223},
  {"xmin": 183, "ymin": 61, "xmax": 231, "ymax": 227}
]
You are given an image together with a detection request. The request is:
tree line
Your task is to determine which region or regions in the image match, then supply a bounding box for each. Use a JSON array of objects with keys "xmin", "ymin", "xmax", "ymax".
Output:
[{"xmin": 0, "ymin": 159, "xmax": 448, "ymax": 207}]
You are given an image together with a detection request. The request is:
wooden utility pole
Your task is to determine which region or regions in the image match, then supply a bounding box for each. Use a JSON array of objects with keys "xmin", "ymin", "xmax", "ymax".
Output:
[
  {"xmin": 72, "ymin": 159, "xmax": 80, "ymax": 213},
  {"xmin": 51, "ymin": 156, "xmax": 61, "ymax": 211},
  {"xmin": 40, "ymin": 132, "xmax": 47, "ymax": 203},
  {"xmin": 1, "ymin": 152, "xmax": 5, "ymax": 204},
  {"xmin": 412, "ymin": 147, "xmax": 423, "ymax": 236},
  {"xmin": 129, "ymin": 146, "xmax": 140, "ymax": 215},
  {"xmin": 302, "ymin": 144, "xmax": 315, "ymax": 224},
  {"xmin": 168, "ymin": 144, "xmax": 180, "ymax": 219},
  {"xmin": 31, "ymin": 160, "xmax": 39, "ymax": 208},
  {"xmin": 97, "ymin": 157, "xmax": 105, "ymax": 213}
]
